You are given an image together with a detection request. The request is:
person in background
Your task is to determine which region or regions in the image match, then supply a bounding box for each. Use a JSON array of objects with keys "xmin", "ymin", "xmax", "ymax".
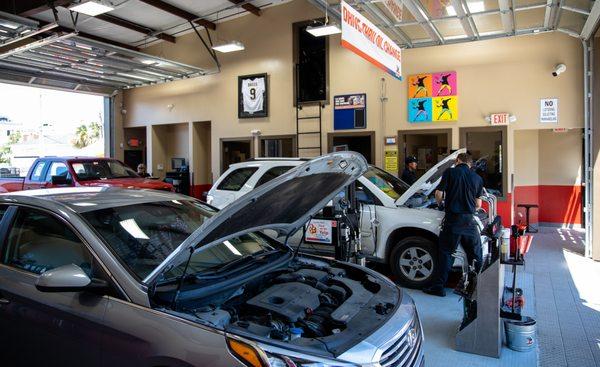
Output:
[
  {"xmin": 401, "ymin": 156, "xmax": 418, "ymax": 185},
  {"xmin": 137, "ymin": 163, "xmax": 150, "ymax": 178},
  {"xmin": 423, "ymin": 152, "xmax": 484, "ymax": 297}
]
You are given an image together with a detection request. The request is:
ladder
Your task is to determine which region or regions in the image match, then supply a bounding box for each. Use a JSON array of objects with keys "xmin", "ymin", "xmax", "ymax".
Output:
[
  {"xmin": 296, "ymin": 102, "xmax": 323, "ymax": 157},
  {"xmin": 295, "ymin": 64, "xmax": 323, "ymax": 157}
]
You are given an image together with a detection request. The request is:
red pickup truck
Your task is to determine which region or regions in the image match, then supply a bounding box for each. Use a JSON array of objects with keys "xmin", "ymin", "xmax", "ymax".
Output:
[{"xmin": 0, "ymin": 157, "xmax": 174, "ymax": 193}]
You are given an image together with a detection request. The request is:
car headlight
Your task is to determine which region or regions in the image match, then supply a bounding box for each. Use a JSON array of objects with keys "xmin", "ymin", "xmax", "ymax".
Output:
[
  {"xmin": 206, "ymin": 195, "xmax": 214, "ymax": 204},
  {"xmin": 226, "ymin": 336, "xmax": 357, "ymax": 367},
  {"xmin": 266, "ymin": 353, "xmax": 357, "ymax": 367}
]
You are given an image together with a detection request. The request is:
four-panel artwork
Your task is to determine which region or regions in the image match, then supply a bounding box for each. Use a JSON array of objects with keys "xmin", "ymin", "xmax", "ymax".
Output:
[{"xmin": 408, "ymin": 71, "xmax": 458, "ymax": 123}]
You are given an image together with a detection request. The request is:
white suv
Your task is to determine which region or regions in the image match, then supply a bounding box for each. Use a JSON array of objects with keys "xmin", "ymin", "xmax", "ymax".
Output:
[{"xmin": 207, "ymin": 151, "xmax": 498, "ymax": 288}]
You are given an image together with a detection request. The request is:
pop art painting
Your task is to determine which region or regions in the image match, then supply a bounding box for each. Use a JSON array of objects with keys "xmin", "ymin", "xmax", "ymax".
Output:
[
  {"xmin": 432, "ymin": 71, "xmax": 457, "ymax": 96},
  {"xmin": 408, "ymin": 98, "xmax": 432, "ymax": 122},
  {"xmin": 408, "ymin": 74, "xmax": 432, "ymax": 98},
  {"xmin": 432, "ymin": 96, "xmax": 458, "ymax": 121}
]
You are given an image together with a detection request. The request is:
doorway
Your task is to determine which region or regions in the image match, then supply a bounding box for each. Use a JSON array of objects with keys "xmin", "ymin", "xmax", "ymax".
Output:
[
  {"xmin": 460, "ymin": 126, "xmax": 507, "ymax": 199},
  {"xmin": 123, "ymin": 126, "xmax": 147, "ymax": 170},
  {"xmin": 260, "ymin": 135, "xmax": 297, "ymax": 157},
  {"xmin": 398, "ymin": 129, "xmax": 452, "ymax": 178},
  {"xmin": 221, "ymin": 138, "xmax": 254, "ymax": 173},
  {"xmin": 327, "ymin": 131, "xmax": 375, "ymax": 163}
]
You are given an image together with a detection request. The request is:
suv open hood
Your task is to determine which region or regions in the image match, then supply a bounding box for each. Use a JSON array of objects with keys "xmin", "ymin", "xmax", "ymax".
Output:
[
  {"xmin": 144, "ymin": 152, "xmax": 368, "ymax": 284},
  {"xmin": 395, "ymin": 148, "xmax": 465, "ymax": 206}
]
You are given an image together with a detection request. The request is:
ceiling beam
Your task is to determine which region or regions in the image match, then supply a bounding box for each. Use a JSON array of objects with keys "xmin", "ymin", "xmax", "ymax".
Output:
[
  {"xmin": 29, "ymin": 18, "xmax": 141, "ymax": 51},
  {"xmin": 401, "ymin": 0, "xmax": 445, "ymax": 44},
  {"xmin": 498, "ymin": 0, "xmax": 515, "ymax": 34},
  {"xmin": 543, "ymin": 0, "xmax": 559, "ymax": 29},
  {"xmin": 229, "ymin": 0, "xmax": 261, "ymax": 16},
  {"xmin": 53, "ymin": 25, "xmax": 141, "ymax": 51},
  {"xmin": 581, "ymin": 0, "xmax": 600, "ymax": 39},
  {"xmin": 94, "ymin": 14, "xmax": 176, "ymax": 43},
  {"xmin": 137, "ymin": 0, "xmax": 216, "ymax": 30},
  {"xmin": 14, "ymin": 0, "xmax": 74, "ymax": 17},
  {"xmin": 450, "ymin": 0, "xmax": 477, "ymax": 40}
]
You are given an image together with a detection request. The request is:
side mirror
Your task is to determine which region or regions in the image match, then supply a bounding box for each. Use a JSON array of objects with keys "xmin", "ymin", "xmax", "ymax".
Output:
[
  {"xmin": 51, "ymin": 175, "xmax": 72, "ymax": 186},
  {"xmin": 36, "ymin": 264, "xmax": 94, "ymax": 293}
]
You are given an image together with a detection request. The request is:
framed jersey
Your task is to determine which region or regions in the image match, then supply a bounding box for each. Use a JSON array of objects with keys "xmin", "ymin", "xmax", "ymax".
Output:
[{"xmin": 238, "ymin": 73, "xmax": 268, "ymax": 118}]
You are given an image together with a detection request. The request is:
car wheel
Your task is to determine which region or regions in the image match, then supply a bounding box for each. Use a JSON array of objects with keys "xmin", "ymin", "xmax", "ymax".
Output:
[{"xmin": 390, "ymin": 236, "xmax": 438, "ymax": 289}]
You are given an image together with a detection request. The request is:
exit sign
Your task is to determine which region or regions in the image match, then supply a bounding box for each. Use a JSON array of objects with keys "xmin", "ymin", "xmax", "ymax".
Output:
[{"xmin": 490, "ymin": 113, "xmax": 510, "ymax": 126}]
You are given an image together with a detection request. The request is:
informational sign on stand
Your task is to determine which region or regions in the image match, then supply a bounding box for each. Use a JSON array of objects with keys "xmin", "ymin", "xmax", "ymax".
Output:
[
  {"xmin": 540, "ymin": 98, "xmax": 558, "ymax": 124},
  {"xmin": 341, "ymin": 1, "xmax": 402, "ymax": 80},
  {"xmin": 305, "ymin": 219, "xmax": 334, "ymax": 244}
]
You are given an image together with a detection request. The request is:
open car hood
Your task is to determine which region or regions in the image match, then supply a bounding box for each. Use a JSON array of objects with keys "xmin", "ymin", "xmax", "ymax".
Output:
[
  {"xmin": 144, "ymin": 152, "xmax": 368, "ymax": 284},
  {"xmin": 395, "ymin": 148, "xmax": 466, "ymax": 206}
]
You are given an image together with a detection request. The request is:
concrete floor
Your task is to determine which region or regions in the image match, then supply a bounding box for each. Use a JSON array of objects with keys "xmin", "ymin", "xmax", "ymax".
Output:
[{"xmin": 406, "ymin": 227, "xmax": 599, "ymax": 367}]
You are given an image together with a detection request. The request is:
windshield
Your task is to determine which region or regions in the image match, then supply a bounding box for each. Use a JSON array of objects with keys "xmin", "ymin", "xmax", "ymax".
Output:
[
  {"xmin": 71, "ymin": 160, "xmax": 139, "ymax": 181},
  {"xmin": 81, "ymin": 200, "xmax": 277, "ymax": 280},
  {"xmin": 363, "ymin": 166, "xmax": 410, "ymax": 200}
]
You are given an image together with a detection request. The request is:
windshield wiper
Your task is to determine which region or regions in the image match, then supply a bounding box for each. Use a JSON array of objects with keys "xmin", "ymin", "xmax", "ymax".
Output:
[{"xmin": 197, "ymin": 249, "xmax": 280, "ymax": 276}]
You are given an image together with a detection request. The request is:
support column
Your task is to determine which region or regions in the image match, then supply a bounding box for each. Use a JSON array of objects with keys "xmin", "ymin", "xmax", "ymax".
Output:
[{"xmin": 591, "ymin": 37, "xmax": 600, "ymax": 260}]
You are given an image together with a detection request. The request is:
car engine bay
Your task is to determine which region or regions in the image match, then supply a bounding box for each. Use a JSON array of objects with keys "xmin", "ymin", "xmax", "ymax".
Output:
[{"xmin": 157, "ymin": 257, "xmax": 400, "ymax": 354}]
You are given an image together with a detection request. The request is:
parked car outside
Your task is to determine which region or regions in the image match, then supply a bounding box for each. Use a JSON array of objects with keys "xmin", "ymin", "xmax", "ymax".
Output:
[
  {"xmin": 0, "ymin": 152, "xmax": 423, "ymax": 367},
  {"xmin": 0, "ymin": 156, "xmax": 173, "ymax": 193},
  {"xmin": 207, "ymin": 149, "xmax": 499, "ymax": 288}
]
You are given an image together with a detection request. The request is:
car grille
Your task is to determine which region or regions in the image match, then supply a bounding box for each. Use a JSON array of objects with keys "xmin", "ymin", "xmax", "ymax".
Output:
[{"xmin": 379, "ymin": 317, "xmax": 422, "ymax": 367}]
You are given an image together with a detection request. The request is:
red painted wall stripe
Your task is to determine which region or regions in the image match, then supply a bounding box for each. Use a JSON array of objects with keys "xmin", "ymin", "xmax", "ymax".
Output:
[{"xmin": 513, "ymin": 185, "xmax": 582, "ymax": 225}]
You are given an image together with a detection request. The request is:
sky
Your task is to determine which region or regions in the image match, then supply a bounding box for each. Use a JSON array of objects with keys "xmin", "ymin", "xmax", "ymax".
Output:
[{"xmin": 0, "ymin": 83, "xmax": 105, "ymax": 137}]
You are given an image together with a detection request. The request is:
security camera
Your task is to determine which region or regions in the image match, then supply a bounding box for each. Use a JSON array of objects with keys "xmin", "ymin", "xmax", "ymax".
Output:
[{"xmin": 552, "ymin": 63, "xmax": 566, "ymax": 77}]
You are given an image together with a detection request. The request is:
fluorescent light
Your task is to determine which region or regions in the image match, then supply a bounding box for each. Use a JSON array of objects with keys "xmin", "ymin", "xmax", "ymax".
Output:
[
  {"xmin": 224, "ymin": 240, "xmax": 242, "ymax": 256},
  {"xmin": 306, "ymin": 23, "xmax": 341, "ymax": 37},
  {"xmin": 70, "ymin": 0, "xmax": 114, "ymax": 16},
  {"xmin": 119, "ymin": 219, "xmax": 149, "ymax": 240},
  {"xmin": 212, "ymin": 41, "xmax": 245, "ymax": 53}
]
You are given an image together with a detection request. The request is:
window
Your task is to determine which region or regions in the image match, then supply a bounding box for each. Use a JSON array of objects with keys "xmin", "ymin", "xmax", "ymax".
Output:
[
  {"xmin": 355, "ymin": 180, "xmax": 381, "ymax": 205},
  {"xmin": 294, "ymin": 21, "xmax": 328, "ymax": 103},
  {"xmin": 71, "ymin": 160, "xmax": 138, "ymax": 181},
  {"xmin": 217, "ymin": 167, "xmax": 259, "ymax": 191},
  {"xmin": 255, "ymin": 166, "xmax": 294, "ymax": 188},
  {"xmin": 4, "ymin": 208, "xmax": 92, "ymax": 275},
  {"xmin": 363, "ymin": 167, "xmax": 410, "ymax": 200},
  {"xmin": 44, "ymin": 162, "xmax": 69, "ymax": 182},
  {"xmin": 0, "ymin": 206, "xmax": 7, "ymax": 221},
  {"xmin": 30, "ymin": 161, "xmax": 47, "ymax": 182},
  {"xmin": 81, "ymin": 200, "xmax": 277, "ymax": 280}
]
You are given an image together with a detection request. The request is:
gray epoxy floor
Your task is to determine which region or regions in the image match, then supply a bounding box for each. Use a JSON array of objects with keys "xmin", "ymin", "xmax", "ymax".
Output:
[{"xmin": 405, "ymin": 227, "xmax": 599, "ymax": 367}]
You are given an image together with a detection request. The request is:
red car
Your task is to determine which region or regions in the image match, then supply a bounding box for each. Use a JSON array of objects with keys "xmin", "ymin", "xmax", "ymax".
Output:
[{"xmin": 0, "ymin": 157, "xmax": 174, "ymax": 193}]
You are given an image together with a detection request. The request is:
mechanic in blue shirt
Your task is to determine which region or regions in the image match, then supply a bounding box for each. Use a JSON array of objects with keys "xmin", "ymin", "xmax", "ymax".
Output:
[{"xmin": 423, "ymin": 152, "xmax": 484, "ymax": 297}]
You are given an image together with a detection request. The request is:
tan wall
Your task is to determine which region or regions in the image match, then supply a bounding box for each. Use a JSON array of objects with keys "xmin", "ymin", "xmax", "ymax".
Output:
[
  {"xmin": 120, "ymin": 0, "xmax": 583, "ymax": 188},
  {"xmin": 539, "ymin": 129, "xmax": 582, "ymax": 186},
  {"xmin": 514, "ymin": 130, "xmax": 539, "ymax": 187}
]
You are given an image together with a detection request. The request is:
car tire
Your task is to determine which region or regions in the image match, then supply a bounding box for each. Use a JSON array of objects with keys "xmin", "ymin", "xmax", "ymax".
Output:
[{"xmin": 390, "ymin": 236, "xmax": 438, "ymax": 289}]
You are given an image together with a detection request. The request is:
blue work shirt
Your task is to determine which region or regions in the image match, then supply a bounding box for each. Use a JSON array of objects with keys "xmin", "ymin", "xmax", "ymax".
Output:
[{"xmin": 437, "ymin": 163, "xmax": 484, "ymax": 216}]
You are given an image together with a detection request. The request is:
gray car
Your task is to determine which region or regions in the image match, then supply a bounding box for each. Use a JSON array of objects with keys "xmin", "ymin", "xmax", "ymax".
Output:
[{"xmin": 0, "ymin": 152, "xmax": 423, "ymax": 367}]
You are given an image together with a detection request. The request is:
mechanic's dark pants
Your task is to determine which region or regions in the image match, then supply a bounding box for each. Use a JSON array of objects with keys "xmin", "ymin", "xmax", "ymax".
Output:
[{"xmin": 431, "ymin": 214, "xmax": 482, "ymax": 290}]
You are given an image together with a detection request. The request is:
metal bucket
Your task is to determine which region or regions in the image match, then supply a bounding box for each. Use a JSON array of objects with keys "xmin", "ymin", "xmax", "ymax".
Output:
[{"xmin": 505, "ymin": 316, "xmax": 536, "ymax": 352}]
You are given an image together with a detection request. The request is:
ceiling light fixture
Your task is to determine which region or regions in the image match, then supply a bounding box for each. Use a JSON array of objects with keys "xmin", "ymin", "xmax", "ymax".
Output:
[
  {"xmin": 212, "ymin": 41, "xmax": 245, "ymax": 53},
  {"xmin": 306, "ymin": 23, "xmax": 341, "ymax": 37},
  {"xmin": 306, "ymin": 1, "xmax": 341, "ymax": 37},
  {"xmin": 70, "ymin": 0, "xmax": 115, "ymax": 16}
]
